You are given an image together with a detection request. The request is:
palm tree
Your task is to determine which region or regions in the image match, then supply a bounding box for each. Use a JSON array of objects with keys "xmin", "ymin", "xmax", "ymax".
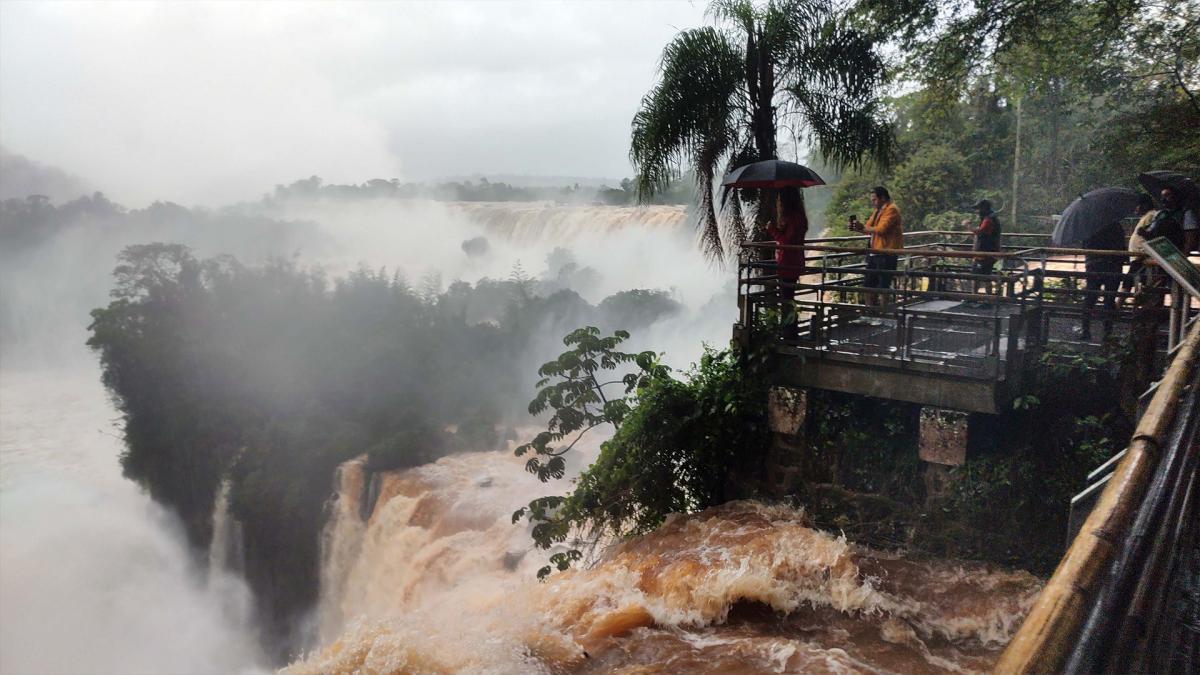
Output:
[{"xmin": 631, "ymin": 0, "xmax": 893, "ymax": 260}]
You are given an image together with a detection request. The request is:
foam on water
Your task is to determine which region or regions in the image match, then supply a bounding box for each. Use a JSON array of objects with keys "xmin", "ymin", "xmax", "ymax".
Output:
[{"xmin": 285, "ymin": 450, "xmax": 1042, "ymax": 674}]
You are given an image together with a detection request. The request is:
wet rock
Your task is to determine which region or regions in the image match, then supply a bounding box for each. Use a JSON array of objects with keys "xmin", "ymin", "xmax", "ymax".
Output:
[{"xmin": 503, "ymin": 549, "xmax": 525, "ymax": 570}]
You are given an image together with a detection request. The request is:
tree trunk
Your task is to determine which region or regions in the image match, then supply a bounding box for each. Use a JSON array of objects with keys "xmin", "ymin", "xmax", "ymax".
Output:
[
  {"xmin": 750, "ymin": 27, "xmax": 778, "ymax": 243},
  {"xmin": 1011, "ymin": 95, "xmax": 1022, "ymax": 230}
]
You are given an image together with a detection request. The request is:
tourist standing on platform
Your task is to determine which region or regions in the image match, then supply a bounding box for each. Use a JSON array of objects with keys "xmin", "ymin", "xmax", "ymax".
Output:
[
  {"xmin": 1124, "ymin": 193, "xmax": 1156, "ymax": 290},
  {"xmin": 765, "ymin": 187, "xmax": 809, "ymax": 332},
  {"xmin": 850, "ymin": 186, "xmax": 903, "ymax": 307},
  {"xmin": 1078, "ymin": 220, "xmax": 1126, "ymax": 340},
  {"xmin": 1144, "ymin": 186, "xmax": 1199, "ymax": 253},
  {"xmin": 964, "ymin": 199, "xmax": 1002, "ymax": 293}
]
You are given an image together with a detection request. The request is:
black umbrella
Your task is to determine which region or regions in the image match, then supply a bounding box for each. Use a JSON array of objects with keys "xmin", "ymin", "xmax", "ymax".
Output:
[
  {"xmin": 1052, "ymin": 187, "xmax": 1141, "ymax": 246},
  {"xmin": 721, "ymin": 159, "xmax": 825, "ymax": 189},
  {"xmin": 1138, "ymin": 170, "xmax": 1200, "ymax": 210}
]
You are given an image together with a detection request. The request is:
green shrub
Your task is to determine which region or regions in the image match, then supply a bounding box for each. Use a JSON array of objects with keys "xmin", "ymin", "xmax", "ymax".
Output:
[{"xmin": 516, "ymin": 342, "xmax": 770, "ymax": 578}]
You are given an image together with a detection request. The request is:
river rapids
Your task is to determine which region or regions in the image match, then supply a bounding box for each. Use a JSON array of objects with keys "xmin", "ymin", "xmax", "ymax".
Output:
[{"xmin": 282, "ymin": 447, "xmax": 1041, "ymax": 674}]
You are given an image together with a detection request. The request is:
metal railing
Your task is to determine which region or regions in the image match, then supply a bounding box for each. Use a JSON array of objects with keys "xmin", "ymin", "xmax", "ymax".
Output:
[{"xmin": 736, "ymin": 231, "xmax": 1185, "ymax": 382}]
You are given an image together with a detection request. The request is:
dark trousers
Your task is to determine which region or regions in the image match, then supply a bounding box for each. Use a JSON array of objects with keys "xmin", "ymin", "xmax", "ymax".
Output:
[
  {"xmin": 1083, "ymin": 270, "xmax": 1120, "ymax": 337},
  {"xmin": 777, "ymin": 275, "xmax": 799, "ymax": 336},
  {"xmin": 865, "ymin": 254, "xmax": 898, "ymax": 289},
  {"xmin": 1122, "ymin": 259, "xmax": 1144, "ymax": 291}
]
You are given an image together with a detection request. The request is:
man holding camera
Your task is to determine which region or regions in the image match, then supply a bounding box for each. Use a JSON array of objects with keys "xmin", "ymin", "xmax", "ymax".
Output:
[{"xmin": 849, "ymin": 186, "xmax": 903, "ymax": 307}]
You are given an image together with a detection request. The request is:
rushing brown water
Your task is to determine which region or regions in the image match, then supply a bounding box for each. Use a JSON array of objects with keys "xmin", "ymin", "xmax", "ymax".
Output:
[{"xmin": 285, "ymin": 447, "xmax": 1041, "ymax": 674}]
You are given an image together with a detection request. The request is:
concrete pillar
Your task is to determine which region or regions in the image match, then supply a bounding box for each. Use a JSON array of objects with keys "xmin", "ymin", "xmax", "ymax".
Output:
[
  {"xmin": 765, "ymin": 386, "xmax": 809, "ymax": 497},
  {"xmin": 768, "ymin": 386, "xmax": 807, "ymax": 437},
  {"xmin": 918, "ymin": 407, "xmax": 968, "ymax": 466},
  {"xmin": 919, "ymin": 407, "xmax": 968, "ymax": 507}
]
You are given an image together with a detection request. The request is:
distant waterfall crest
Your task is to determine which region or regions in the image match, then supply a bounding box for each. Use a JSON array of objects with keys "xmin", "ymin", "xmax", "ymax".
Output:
[{"xmin": 449, "ymin": 202, "xmax": 689, "ymax": 244}]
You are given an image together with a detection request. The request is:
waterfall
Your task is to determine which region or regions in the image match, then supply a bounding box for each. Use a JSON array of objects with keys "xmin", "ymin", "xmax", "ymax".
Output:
[
  {"xmin": 208, "ymin": 477, "xmax": 245, "ymax": 581},
  {"xmin": 316, "ymin": 456, "xmax": 370, "ymax": 644},
  {"xmin": 449, "ymin": 202, "xmax": 689, "ymax": 244},
  {"xmin": 288, "ymin": 445, "xmax": 1045, "ymax": 674}
]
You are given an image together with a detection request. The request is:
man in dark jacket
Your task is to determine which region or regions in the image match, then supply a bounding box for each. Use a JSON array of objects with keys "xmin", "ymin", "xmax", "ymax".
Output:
[
  {"xmin": 965, "ymin": 199, "xmax": 1001, "ymax": 293},
  {"xmin": 1144, "ymin": 186, "xmax": 1199, "ymax": 253}
]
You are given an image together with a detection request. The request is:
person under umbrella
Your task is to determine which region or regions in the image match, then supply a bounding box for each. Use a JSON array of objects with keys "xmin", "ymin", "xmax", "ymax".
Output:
[
  {"xmin": 765, "ymin": 187, "xmax": 809, "ymax": 334},
  {"xmin": 1142, "ymin": 184, "xmax": 1199, "ymax": 253},
  {"xmin": 1052, "ymin": 188, "xmax": 1141, "ymax": 340},
  {"xmin": 1078, "ymin": 220, "xmax": 1127, "ymax": 341},
  {"xmin": 721, "ymin": 159, "xmax": 824, "ymax": 336},
  {"xmin": 1123, "ymin": 193, "xmax": 1157, "ymax": 291},
  {"xmin": 1051, "ymin": 187, "xmax": 1141, "ymax": 247}
]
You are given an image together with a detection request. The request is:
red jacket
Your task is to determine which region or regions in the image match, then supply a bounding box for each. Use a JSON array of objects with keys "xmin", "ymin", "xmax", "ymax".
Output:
[{"xmin": 766, "ymin": 213, "xmax": 807, "ymax": 280}]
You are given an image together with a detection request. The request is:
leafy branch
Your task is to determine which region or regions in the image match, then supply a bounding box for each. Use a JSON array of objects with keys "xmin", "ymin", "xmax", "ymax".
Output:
[{"xmin": 511, "ymin": 326, "xmax": 668, "ymax": 578}]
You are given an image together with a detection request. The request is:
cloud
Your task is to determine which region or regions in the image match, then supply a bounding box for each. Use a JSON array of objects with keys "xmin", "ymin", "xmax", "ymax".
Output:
[{"xmin": 0, "ymin": 1, "xmax": 706, "ymax": 206}]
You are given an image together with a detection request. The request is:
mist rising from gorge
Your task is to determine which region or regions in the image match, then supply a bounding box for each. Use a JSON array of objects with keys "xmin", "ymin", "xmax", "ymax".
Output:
[{"xmin": 0, "ymin": 149, "xmax": 734, "ymax": 669}]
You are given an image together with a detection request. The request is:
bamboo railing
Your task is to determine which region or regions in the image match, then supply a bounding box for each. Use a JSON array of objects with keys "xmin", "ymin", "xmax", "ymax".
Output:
[{"xmin": 994, "ymin": 318, "xmax": 1200, "ymax": 673}]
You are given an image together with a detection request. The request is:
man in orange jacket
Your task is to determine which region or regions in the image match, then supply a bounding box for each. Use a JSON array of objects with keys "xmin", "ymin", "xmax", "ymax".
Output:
[{"xmin": 850, "ymin": 186, "xmax": 904, "ymax": 307}]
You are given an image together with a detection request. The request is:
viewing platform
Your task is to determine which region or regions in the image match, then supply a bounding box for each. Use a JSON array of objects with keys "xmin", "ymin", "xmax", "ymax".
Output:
[{"xmin": 734, "ymin": 230, "xmax": 1196, "ymax": 415}]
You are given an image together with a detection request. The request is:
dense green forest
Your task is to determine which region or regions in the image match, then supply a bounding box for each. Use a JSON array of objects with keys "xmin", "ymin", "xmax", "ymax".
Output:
[
  {"xmin": 826, "ymin": 0, "xmax": 1199, "ymax": 234},
  {"xmin": 0, "ymin": 191, "xmax": 316, "ymax": 251},
  {"xmin": 85, "ymin": 244, "xmax": 681, "ymax": 656}
]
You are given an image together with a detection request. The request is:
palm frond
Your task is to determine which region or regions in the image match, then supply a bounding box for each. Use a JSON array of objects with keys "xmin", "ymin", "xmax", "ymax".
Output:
[
  {"xmin": 762, "ymin": 0, "xmax": 828, "ymax": 49},
  {"xmin": 630, "ymin": 26, "xmax": 744, "ymax": 260},
  {"xmin": 706, "ymin": 0, "xmax": 758, "ymax": 35},
  {"xmin": 781, "ymin": 16, "xmax": 895, "ymax": 169},
  {"xmin": 787, "ymin": 87, "xmax": 894, "ymax": 170},
  {"xmin": 719, "ymin": 144, "xmax": 758, "ymax": 251}
]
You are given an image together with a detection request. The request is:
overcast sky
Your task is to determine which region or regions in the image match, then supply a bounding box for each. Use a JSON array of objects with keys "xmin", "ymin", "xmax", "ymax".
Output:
[{"xmin": 0, "ymin": 1, "xmax": 708, "ymax": 206}]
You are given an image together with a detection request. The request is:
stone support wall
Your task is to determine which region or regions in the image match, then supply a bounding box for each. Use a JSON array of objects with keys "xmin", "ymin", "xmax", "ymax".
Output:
[
  {"xmin": 918, "ymin": 407, "xmax": 969, "ymax": 466},
  {"xmin": 765, "ymin": 386, "xmax": 808, "ymax": 497}
]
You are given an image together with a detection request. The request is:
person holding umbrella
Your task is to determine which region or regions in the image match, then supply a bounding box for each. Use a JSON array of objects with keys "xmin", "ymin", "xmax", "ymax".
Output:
[
  {"xmin": 765, "ymin": 187, "xmax": 809, "ymax": 333},
  {"xmin": 1051, "ymin": 187, "xmax": 1142, "ymax": 340},
  {"xmin": 1139, "ymin": 171, "xmax": 1199, "ymax": 253},
  {"xmin": 720, "ymin": 159, "xmax": 824, "ymax": 336},
  {"xmin": 766, "ymin": 186, "xmax": 809, "ymax": 281},
  {"xmin": 1123, "ymin": 193, "xmax": 1156, "ymax": 291},
  {"xmin": 1078, "ymin": 220, "xmax": 1126, "ymax": 340}
]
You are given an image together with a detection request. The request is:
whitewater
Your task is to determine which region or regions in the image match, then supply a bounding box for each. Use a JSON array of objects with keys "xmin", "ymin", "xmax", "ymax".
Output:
[{"xmin": 284, "ymin": 448, "xmax": 1041, "ymax": 674}]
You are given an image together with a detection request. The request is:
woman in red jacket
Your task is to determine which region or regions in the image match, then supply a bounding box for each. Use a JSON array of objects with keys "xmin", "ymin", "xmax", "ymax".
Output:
[
  {"xmin": 766, "ymin": 187, "xmax": 809, "ymax": 279},
  {"xmin": 765, "ymin": 187, "xmax": 808, "ymax": 333}
]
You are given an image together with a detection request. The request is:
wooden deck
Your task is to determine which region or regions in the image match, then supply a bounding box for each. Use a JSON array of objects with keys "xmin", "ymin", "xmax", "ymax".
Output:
[{"xmin": 735, "ymin": 231, "xmax": 1184, "ymax": 413}]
